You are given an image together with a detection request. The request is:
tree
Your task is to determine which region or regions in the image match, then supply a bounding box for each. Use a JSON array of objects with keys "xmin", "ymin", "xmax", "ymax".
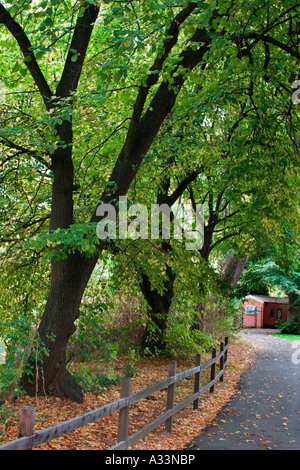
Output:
[
  {"xmin": 125, "ymin": 61, "xmax": 300, "ymax": 349},
  {"xmin": 235, "ymin": 261, "xmax": 269, "ymax": 296},
  {"xmin": 0, "ymin": 1, "xmax": 299, "ymax": 402},
  {"xmin": 0, "ymin": 0, "xmax": 225, "ymax": 402}
]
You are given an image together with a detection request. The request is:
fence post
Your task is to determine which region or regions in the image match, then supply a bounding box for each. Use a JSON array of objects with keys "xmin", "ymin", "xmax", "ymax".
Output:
[
  {"xmin": 165, "ymin": 360, "xmax": 176, "ymax": 432},
  {"xmin": 209, "ymin": 347, "xmax": 217, "ymax": 393},
  {"xmin": 219, "ymin": 341, "xmax": 224, "ymax": 382},
  {"xmin": 225, "ymin": 336, "xmax": 228, "ymax": 365},
  {"xmin": 117, "ymin": 376, "xmax": 131, "ymax": 445},
  {"xmin": 18, "ymin": 406, "xmax": 36, "ymax": 440},
  {"xmin": 193, "ymin": 353, "xmax": 201, "ymax": 410}
]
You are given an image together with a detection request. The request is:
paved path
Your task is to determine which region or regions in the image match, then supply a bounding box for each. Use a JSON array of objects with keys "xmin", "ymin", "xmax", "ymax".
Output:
[{"xmin": 187, "ymin": 330, "xmax": 300, "ymax": 450}]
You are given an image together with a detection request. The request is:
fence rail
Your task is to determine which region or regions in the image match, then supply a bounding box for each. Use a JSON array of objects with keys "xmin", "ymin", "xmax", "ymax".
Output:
[{"xmin": 0, "ymin": 337, "xmax": 228, "ymax": 451}]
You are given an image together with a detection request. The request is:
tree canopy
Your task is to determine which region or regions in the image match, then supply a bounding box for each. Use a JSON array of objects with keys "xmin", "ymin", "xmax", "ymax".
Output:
[{"xmin": 0, "ymin": 0, "xmax": 299, "ymax": 402}]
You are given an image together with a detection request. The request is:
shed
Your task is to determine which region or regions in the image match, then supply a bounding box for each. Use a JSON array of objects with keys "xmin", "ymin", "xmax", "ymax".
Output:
[{"xmin": 243, "ymin": 295, "xmax": 289, "ymax": 328}]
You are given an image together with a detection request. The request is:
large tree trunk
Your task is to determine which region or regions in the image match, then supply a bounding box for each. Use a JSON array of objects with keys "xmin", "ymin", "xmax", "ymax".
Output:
[
  {"xmin": 140, "ymin": 265, "xmax": 176, "ymax": 355},
  {"xmin": 21, "ymin": 254, "xmax": 98, "ymax": 403},
  {"xmin": 20, "ymin": 118, "xmax": 99, "ymax": 402}
]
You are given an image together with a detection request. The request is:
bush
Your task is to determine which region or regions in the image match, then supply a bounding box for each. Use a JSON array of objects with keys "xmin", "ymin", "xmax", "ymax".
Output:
[
  {"xmin": 0, "ymin": 314, "xmax": 49, "ymax": 400},
  {"xmin": 164, "ymin": 319, "xmax": 216, "ymax": 357},
  {"xmin": 72, "ymin": 365, "xmax": 120, "ymax": 394},
  {"xmin": 276, "ymin": 317, "xmax": 300, "ymax": 335}
]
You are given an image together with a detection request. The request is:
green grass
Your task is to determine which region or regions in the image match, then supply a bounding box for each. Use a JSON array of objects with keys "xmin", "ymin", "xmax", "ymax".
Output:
[{"xmin": 273, "ymin": 333, "xmax": 300, "ymax": 342}]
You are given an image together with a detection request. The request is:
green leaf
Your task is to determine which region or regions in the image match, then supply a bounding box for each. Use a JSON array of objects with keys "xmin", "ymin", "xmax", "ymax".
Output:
[{"xmin": 44, "ymin": 17, "xmax": 54, "ymax": 27}]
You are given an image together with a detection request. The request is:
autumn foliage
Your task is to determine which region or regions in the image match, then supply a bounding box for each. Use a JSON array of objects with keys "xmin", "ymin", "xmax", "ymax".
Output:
[{"xmin": 0, "ymin": 340, "xmax": 254, "ymax": 450}]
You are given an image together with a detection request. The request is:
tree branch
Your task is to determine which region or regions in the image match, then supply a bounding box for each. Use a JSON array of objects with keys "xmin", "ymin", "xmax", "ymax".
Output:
[
  {"xmin": 123, "ymin": 2, "xmax": 198, "ymax": 159},
  {"xmin": 210, "ymin": 231, "xmax": 241, "ymax": 251},
  {"xmin": 217, "ymin": 209, "xmax": 240, "ymax": 225},
  {"xmin": 245, "ymin": 32, "xmax": 300, "ymax": 60},
  {"xmin": 161, "ymin": 166, "xmax": 202, "ymax": 207},
  {"xmin": 91, "ymin": 21, "xmax": 216, "ymax": 220},
  {"xmin": 0, "ymin": 3, "xmax": 53, "ymax": 110},
  {"xmin": 0, "ymin": 137, "xmax": 51, "ymax": 169},
  {"xmin": 56, "ymin": 2, "xmax": 99, "ymax": 99}
]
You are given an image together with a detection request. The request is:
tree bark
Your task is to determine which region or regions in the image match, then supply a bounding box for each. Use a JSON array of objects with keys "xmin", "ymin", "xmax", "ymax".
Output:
[
  {"xmin": 220, "ymin": 250, "xmax": 248, "ymax": 288},
  {"xmin": 287, "ymin": 292, "xmax": 300, "ymax": 323},
  {"xmin": 192, "ymin": 251, "xmax": 248, "ymax": 331},
  {"xmin": 13, "ymin": 2, "xmax": 101, "ymax": 402},
  {"xmin": 136, "ymin": 167, "xmax": 201, "ymax": 354},
  {"xmin": 20, "ymin": 253, "xmax": 98, "ymax": 403},
  {"xmin": 140, "ymin": 265, "xmax": 176, "ymax": 355}
]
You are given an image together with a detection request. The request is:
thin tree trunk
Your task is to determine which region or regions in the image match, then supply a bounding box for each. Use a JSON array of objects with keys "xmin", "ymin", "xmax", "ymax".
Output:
[
  {"xmin": 137, "ymin": 167, "xmax": 201, "ymax": 355},
  {"xmin": 220, "ymin": 250, "xmax": 248, "ymax": 288},
  {"xmin": 140, "ymin": 265, "xmax": 176, "ymax": 355},
  {"xmin": 192, "ymin": 251, "xmax": 248, "ymax": 331},
  {"xmin": 287, "ymin": 292, "xmax": 300, "ymax": 323}
]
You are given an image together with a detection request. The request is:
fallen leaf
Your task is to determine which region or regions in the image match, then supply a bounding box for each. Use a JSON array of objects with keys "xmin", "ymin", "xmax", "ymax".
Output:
[{"xmin": 0, "ymin": 341, "xmax": 256, "ymax": 451}]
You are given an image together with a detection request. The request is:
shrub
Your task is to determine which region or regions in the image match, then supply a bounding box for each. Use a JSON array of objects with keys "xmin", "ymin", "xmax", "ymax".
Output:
[
  {"xmin": 276, "ymin": 317, "xmax": 300, "ymax": 335},
  {"xmin": 0, "ymin": 314, "xmax": 49, "ymax": 400},
  {"xmin": 165, "ymin": 324, "xmax": 216, "ymax": 357},
  {"xmin": 72, "ymin": 365, "xmax": 120, "ymax": 394}
]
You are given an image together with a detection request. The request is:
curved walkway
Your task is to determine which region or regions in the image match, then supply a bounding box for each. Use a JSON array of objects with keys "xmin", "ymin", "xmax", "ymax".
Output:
[{"xmin": 187, "ymin": 329, "xmax": 300, "ymax": 450}]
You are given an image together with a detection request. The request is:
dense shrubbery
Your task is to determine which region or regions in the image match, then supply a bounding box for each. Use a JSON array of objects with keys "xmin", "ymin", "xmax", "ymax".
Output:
[{"xmin": 276, "ymin": 318, "xmax": 300, "ymax": 335}]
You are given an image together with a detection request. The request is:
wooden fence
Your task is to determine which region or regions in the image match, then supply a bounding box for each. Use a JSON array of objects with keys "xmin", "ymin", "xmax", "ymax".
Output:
[{"xmin": 0, "ymin": 337, "xmax": 228, "ymax": 451}]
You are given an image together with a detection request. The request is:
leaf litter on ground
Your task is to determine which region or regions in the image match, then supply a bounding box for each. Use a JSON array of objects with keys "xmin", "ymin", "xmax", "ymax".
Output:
[{"xmin": 0, "ymin": 338, "xmax": 255, "ymax": 450}]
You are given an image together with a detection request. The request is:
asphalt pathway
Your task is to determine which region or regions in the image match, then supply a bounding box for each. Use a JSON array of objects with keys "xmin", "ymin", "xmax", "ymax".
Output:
[{"xmin": 186, "ymin": 330, "xmax": 300, "ymax": 450}]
